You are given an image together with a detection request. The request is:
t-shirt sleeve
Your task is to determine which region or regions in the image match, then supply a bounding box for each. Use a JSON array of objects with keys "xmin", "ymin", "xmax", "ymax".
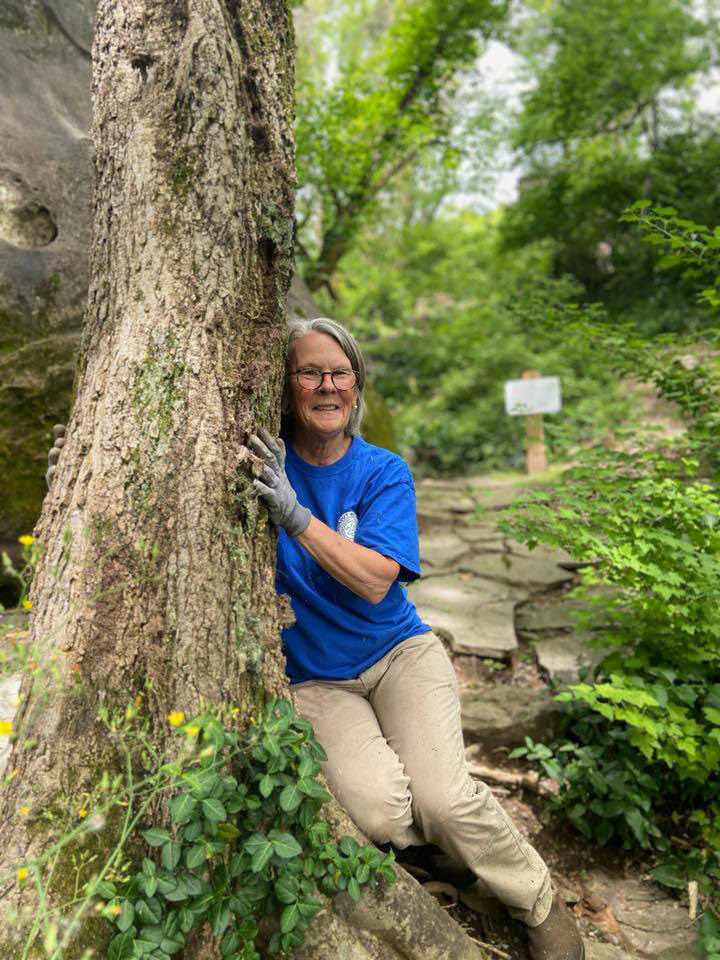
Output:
[{"xmin": 354, "ymin": 462, "xmax": 421, "ymax": 582}]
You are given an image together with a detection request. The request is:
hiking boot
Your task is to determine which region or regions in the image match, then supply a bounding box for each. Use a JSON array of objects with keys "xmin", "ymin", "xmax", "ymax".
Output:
[{"xmin": 526, "ymin": 895, "xmax": 584, "ymax": 960}]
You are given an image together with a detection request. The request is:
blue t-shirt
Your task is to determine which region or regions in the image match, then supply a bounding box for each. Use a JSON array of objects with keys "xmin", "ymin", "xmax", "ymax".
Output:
[{"xmin": 277, "ymin": 435, "xmax": 430, "ymax": 682}]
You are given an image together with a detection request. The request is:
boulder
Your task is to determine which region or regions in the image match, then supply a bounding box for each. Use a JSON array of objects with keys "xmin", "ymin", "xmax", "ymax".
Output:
[
  {"xmin": 583, "ymin": 873, "xmax": 700, "ymax": 958},
  {"xmin": 0, "ymin": 0, "xmax": 94, "ymax": 537},
  {"xmin": 583, "ymin": 943, "xmax": 637, "ymax": 960},
  {"xmin": 460, "ymin": 683, "xmax": 564, "ymax": 749},
  {"xmin": 531, "ymin": 634, "xmax": 610, "ymax": 684}
]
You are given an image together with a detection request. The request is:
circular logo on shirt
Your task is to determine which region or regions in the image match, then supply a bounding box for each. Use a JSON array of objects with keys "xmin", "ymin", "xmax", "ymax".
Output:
[{"xmin": 336, "ymin": 511, "xmax": 358, "ymax": 541}]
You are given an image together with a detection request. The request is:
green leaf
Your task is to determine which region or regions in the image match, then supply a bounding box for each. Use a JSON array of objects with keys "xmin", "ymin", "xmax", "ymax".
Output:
[
  {"xmin": 221, "ymin": 930, "xmax": 241, "ymax": 958},
  {"xmin": 281, "ymin": 929, "xmax": 304, "ymax": 952},
  {"xmin": 279, "ymin": 783, "xmax": 303, "ymax": 812},
  {"xmin": 185, "ymin": 844, "xmax": 206, "ymax": 870},
  {"xmin": 624, "ymin": 808, "xmax": 649, "ymax": 846},
  {"xmin": 339, "ymin": 836, "xmax": 359, "ymax": 857},
  {"xmin": 209, "ymin": 901, "xmax": 231, "ymax": 937},
  {"xmin": 297, "ymin": 897, "xmax": 323, "ymax": 920},
  {"xmin": 131, "ymin": 937, "xmax": 158, "ymax": 956},
  {"xmin": 180, "ymin": 819, "xmax": 203, "ymax": 842},
  {"xmin": 162, "ymin": 878, "xmax": 189, "ymax": 902},
  {"xmin": 97, "ymin": 879, "xmax": 118, "ymax": 898},
  {"xmin": 143, "ymin": 875, "xmax": 158, "ymax": 898},
  {"xmin": 202, "ymin": 797, "xmax": 227, "ymax": 821},
  {"xmin": 275, "ymin": 872, "xmax": 299, "ymax": 904},
  {"xmin": 169, "ymin": 793, "xmax": 196, "ymax": 823},
  {"xmin": 297, "ymin": 777, "xmax": 332, "ymax": 802},
  {"xmin": 280, "ymin": 902, "xmax": 300, "ymax": 933},
  {"xmin": 161, "ymin": 841, "xmax": 182, "ymax": 871},
  {"xmin": 259, "ymin": 774, "xmax": 275, "ymax": 798},
  {"xmin": 178, "ymin": 907, "xmax": 195, "ymax": 934},
  {"xmin": 139, "ymin": 923, "xmax": 164, "ymax": 944},
  {"xmin": 269, "ymin": 830, "xmax": 303, "ymax": 860},
  {"xmin": 347, "ymin": 876, "xmax": 361, "ymax": 901},
  {"xmin": 217, "ymin": 822, "xmax": 242, "ymax": 840},
  {"xmin": 263, "ymin": 733, "xmax": 281, "ymax": 756},
  {"xmin": 244, "ymin": 833, "xmax": 274, "ymax": 873},
  {"xmin": 160, "ymin": 934, "xmax": 185, "ymax": 955},
  {"xmin": 236, "ymin": 915, "xmax": 258, "ymax": 939},
  {"xmin": 108, "ymin": 930, "xmax": 135, "ymax": 960},
  {"xmin": 116, "ymin": 900, "xmax": 135, "ymax": 933},
  {"xmin": 135, "ymin": 898, "xmax": 163, "ymax": 926},
  {"xmin": 155, "ymin": 873, "xmax": 178, "ymax": 897},
  {"xmin": 143, "ymin": 828, "xmax": 172, "ymax": 848},
  {"xmin": 650, "ymin": 863, "xmax": 685, "ymax": 889}
]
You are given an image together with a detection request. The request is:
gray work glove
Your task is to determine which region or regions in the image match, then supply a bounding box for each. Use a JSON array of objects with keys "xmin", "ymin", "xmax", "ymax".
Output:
[
  {"xmin": 45, "ymin": 424, "xmax": 67, "ymax": 489},
  {"xmin": 249, "ymin": 428, "xmax": 311, "ymax": 538}
]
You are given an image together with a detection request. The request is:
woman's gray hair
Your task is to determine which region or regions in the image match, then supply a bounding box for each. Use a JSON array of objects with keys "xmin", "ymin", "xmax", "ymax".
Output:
[{"xmin": 285, "ymin": 317, "xmax": 366, "ymax": 436}]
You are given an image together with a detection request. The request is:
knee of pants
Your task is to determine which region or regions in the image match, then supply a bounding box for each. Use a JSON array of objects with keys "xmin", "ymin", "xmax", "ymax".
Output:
[
  {"xmin": 351, "ymin": 789, "xmax": 415, "ymax": 848},
  {"xmin": 410, "ymin": 778, "xmax": 479, "ymax": 840}
]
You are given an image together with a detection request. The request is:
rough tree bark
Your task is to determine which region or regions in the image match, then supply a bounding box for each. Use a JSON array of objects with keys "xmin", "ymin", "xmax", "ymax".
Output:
[{"xmin": 0, "ymin": 3, "xmax": 486, "ymax": 958}]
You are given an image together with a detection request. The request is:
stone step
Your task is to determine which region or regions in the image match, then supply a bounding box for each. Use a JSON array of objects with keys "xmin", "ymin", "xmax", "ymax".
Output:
[
  {"xmin": 460, "ymin": 683, "xmax": 563, "ymax": 750},
  {"xmin": 407, "ymin": 574, "xmax": 523, "ymax": 658}
]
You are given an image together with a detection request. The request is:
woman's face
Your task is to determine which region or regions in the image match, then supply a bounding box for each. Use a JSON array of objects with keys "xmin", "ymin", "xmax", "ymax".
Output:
[{"xmin": 287, "ymin": 332, "xmax": 357, "ymax": 440}]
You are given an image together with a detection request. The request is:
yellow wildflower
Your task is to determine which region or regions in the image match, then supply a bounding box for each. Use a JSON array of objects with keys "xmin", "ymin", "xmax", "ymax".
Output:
[
  {"xmin": 21, "ymin": 599, "xmax": 32, "ymax": 610},
  {"xmin": 168, "ymin": 711, "xmax": 185, "ymax": 728},
  {"xmin": 0, "ymin": 721, "xmax": 12, "ymax": 736},
  {"xmin": 19, "ymin": 806, "xmax": 30, "ymax": 816},
  {"xmin": 78, "ymin": 808, "xmax": 87, "ymax": 819},
  {"xmin": 185, "ymin": 725, "xmax": 200, "ymax": 737},
  {"xmin": 18, "ymin": 535, "xmax": 34, "ymax": 547},
  {"xmin": 134, "ymin": 695, "xmax": 143, "ymax": 706},
  {"xmin": 16, "ymin": 868, "xmax": 29, "ymax": 881},
  {"xmin": 108, "ymin": 905, "xmax": 123, "ymax": 916}
]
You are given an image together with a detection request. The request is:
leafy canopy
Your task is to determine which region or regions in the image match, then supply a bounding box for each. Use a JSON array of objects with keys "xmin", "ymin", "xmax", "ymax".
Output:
[{"xmin": 296, "ymin": 0, "xmax": 508, "ymax": 290}]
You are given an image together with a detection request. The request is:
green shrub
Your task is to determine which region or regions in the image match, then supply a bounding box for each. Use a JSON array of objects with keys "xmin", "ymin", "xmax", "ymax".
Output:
[{"xmin": 502, "ymin": 207, "xmax": 720, "ymax": 956}]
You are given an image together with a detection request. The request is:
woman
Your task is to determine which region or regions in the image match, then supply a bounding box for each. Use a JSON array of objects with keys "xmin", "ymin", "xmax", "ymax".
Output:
[{"xmin": 249, "ymin": 317, "xmax": 584, "ymax": 960}]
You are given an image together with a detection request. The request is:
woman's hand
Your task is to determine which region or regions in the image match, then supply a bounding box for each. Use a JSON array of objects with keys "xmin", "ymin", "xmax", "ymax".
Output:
[
  {"xmin": 249, "ymin": 429, "xmax": 398, "ymax": 603},
  {"xmin": 248, "ymin": 429, "xmax": 311, "ymax": 538}
]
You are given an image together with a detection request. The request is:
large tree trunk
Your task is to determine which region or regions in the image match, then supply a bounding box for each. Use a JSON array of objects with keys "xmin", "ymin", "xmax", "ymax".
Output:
[{"xmin": 0, "ymin": 3, "xmax": 486, "ymax": 958}]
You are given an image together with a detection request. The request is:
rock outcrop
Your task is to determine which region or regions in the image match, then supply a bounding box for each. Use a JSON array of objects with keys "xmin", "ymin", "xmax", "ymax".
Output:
[{"xmin": 0, "ymin": 0, "xmax": 94, "ymax": 537}]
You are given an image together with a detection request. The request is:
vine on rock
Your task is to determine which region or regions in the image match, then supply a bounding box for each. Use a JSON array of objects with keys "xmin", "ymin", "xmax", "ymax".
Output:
[{"xmin": 102, "ymin": 699, "xmax": 396, "ymax": 960}]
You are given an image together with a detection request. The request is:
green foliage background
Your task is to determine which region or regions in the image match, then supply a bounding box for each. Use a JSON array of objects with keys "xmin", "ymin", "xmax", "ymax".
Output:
[{"xmin": 295, "ymin": 0, "xmax": 720, "ymax": 473}]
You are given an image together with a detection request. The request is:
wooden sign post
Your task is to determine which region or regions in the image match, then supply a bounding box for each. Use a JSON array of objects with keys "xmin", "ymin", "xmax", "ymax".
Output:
[
  {"xmin": 523, "ymin": 369, "xmax": 547, "ymax": 475},
  {"xmin": 504, "ymin": 372, "xmax": 562, "ymax": 476}
]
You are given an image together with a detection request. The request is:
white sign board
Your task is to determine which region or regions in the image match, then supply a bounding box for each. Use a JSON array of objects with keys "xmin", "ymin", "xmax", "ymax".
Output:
[{"xmin": 504, "ymin": 376, "xmax": 562, "ymax": 416}]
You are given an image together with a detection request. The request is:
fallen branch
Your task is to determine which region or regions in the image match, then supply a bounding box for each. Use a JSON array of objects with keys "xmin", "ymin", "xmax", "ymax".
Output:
[
  {"xmin": 467, "ymin": 761, "xmax": 558, "ymax": 797},
  {"xmin": 467, "ymin": 935, "xmax": 512, "ymax": 960}
]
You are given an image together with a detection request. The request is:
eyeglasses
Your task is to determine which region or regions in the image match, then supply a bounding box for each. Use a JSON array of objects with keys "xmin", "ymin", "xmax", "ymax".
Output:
[{"xmin": 290, "ymin": 368, "xmax": 357, "ymax": 390}]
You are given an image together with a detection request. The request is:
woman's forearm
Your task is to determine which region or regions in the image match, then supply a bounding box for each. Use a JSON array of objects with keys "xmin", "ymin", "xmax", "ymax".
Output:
[{"xmin": 294, "ymin": 515, "xmax": 399, "ymax": 604}]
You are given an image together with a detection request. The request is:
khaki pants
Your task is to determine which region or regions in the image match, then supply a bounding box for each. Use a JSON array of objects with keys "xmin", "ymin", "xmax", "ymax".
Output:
[{"xmin": 292, "ymin": 631, "xmax": 553, "ymax": 927}]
